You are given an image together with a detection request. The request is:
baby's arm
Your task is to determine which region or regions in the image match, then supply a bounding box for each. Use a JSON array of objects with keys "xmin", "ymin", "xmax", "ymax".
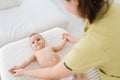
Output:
[
  {"xmin": 17, "ymin": 54, "xmax": 36, "ymax": 68},
  {"xmin": 9, "ymin": 54, "xmax": 36, "ymax": 74},
  {"xmin": 52, "ymin": 37, "xmax": 66, "ymax": 52}
]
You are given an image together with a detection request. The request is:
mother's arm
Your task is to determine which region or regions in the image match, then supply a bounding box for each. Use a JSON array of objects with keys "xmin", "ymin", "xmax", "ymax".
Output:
[{"xmin": 14, "ymin": 61, "xmax": 75, "ymax": 79}]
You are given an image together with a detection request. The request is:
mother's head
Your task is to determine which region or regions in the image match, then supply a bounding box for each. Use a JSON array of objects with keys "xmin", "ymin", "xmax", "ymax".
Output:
[{"xmin": 62, "ymin": 0, "xmax": 110, "ymax": 23}]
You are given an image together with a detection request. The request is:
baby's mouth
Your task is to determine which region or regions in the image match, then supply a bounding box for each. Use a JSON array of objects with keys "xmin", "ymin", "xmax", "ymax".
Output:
[{"xmin": 36, "ymin": 43, "xmax": 41, "ymax": 47}]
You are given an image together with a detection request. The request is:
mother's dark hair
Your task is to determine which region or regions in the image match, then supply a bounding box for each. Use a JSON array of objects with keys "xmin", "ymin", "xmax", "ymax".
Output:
[{"xmin": 77, "ymin": 0, "xmax": 110, "ymax": 23}]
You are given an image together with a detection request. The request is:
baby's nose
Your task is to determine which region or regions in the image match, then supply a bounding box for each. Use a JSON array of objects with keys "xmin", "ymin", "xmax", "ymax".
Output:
[{"xmin": 35, "ymin": 41, "xmax": 39, "ymax": 44}]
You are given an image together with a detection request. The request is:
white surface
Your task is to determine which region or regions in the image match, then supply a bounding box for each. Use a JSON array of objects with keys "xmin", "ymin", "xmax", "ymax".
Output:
[
  {"xmin": 0, "ymin": 0, "xmax": 68, "ymax": 47},
  {"xmin": 0, "ymin": 27, "xmax": 73, "ymax": 80},
  {"xmin": 52, "ymin": 0, "xmax": 85, "ymax": 38},
  {"xmin": 114, "ymin": 0, "xmax": 120, "ymax": 3},
  {"xmin": 0, "ymin": 0, "xmax": 21, "ymax": 10}
]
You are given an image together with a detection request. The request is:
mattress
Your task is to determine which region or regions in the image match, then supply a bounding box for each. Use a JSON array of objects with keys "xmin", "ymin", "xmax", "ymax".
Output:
[
  {"xmin": 0, "ymin": 27, "xmax": 100, "ymax": 80},
  {"xmin": 0, "ymin": 0, "xmax": 68, "ymax": 47},
  {"xmin": 0, "ymin": 27, "xmax": 73, "ymax": 80}
]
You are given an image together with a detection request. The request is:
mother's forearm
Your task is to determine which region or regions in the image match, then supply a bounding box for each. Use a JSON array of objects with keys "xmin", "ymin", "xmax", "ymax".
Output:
[
  {"xmin": 22, "ymin": 68, "xmax": 57, "ymax": 79},
  {"xmin": 21, "ymin": 61, "xmax": 74, "ymax": 79}
]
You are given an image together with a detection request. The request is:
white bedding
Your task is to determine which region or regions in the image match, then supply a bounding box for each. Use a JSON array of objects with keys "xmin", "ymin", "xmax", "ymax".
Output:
[
  {"xmin": 0, "ymin": 28, "xmax": 73, "ymax": 80},
  {"xmin": 0, "ymin": 0, "xmax": 21, "ymax": 10},
  {"xmin": 0, "ymin": 0, "xmax": 68, "ymax": 47}
]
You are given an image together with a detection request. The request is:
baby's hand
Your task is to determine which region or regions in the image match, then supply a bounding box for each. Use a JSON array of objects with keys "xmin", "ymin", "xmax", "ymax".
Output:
[
  {"xmin": 9, "ymin": 66, "xmax": 19, "ymax": 74},
  {"xmin": 13, "ymin": 69, "xmax": 25, "ymax": 76},
  {"xmin": 9, "ymin": 68, "xmax": 16, "ymax": 74},
  {"xmin": 62, "ymin": 33, "xmax": 75, "ymax": 44},
  {"xmin": 62, "ymin": 33, "xmax": 68, "ymax": 43}
]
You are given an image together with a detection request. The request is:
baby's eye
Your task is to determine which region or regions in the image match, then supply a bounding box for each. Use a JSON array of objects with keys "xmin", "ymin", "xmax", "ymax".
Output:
[
  {"xmin": 65, "ymin": 0, "xmax": 70, "ymax": 2},
  {"xmin": 37, "ymin": 39, "xmax": 40, "ymax": 41},
  {"xmin": 32, "ymin": 41, "xmax": 35, "ymax": 44}
]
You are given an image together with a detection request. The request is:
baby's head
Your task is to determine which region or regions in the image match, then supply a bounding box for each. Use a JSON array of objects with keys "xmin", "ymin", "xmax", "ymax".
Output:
[{"xmin": 29, "ymin": 33, "xmax": 46, "ymax": 51}]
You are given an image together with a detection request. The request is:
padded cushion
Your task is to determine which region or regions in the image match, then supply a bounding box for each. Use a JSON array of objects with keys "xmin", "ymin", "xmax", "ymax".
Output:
[
  {"xmin": 0, "ymin": 27, "xmax": 73, "ymax": 80},
  {"xmin": 0, "ymin": 0, "xmax": 68, "ymax": 47},
  {"xmin": 0, "ymin": 0, "xmax": 21, "ymax": 10}
]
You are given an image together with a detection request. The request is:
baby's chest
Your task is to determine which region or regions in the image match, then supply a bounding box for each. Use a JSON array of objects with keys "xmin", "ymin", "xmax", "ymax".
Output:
[{"xmin": 35, "ymin": 48, "xmax": 55, "ymax": 58}]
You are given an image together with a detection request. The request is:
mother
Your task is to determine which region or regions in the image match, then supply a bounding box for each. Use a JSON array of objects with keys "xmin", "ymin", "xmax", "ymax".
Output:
[{"xmin": 14, "ymin": 0, "xmax": 120, "ymax": 80}]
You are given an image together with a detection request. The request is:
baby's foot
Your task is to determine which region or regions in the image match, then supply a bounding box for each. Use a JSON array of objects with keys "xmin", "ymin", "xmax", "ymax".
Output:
[{"xmin": 73, "ymin": 73, "xmax": 88, "ymax": 80}]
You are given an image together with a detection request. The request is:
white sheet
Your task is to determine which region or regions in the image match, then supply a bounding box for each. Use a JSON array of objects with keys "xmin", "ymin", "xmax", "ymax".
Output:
[
  {"xmin": 0, "ymin": 28, "xmax": 73, "ymax": 80},
  {"xmin": 0, "ymin": 0, "xmax": 68, "ymax": 47},
  {"xmin": 0, "ymin": 0, "xmax": 21, "ymax": 10}
]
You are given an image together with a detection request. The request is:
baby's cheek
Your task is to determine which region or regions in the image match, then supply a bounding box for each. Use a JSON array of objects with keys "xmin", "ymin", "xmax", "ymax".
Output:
[{"xmin": 32, "ymin": 45, "xmax": 35, "ymax": 49}]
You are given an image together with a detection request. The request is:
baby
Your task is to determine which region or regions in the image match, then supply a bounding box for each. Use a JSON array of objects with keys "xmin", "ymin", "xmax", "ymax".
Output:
[{"xmin": 9, "ymin": 33, "xmax": 67, "ymax": 80}]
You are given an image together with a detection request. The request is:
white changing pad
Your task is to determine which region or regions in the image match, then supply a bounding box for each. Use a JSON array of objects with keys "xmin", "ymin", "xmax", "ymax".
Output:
[
  {"xmin": 0, "ymin": 28, "xmax": 73, "ymax": 80},
  {"xmin": 0, "ymin": 0, "xmax": 68, "ymax": 47}
]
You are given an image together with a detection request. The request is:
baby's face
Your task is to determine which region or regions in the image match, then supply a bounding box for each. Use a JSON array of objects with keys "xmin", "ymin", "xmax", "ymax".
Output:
[{"xmin": 30, "ymin": 34, "xmax": 45, "ymax": 51}]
